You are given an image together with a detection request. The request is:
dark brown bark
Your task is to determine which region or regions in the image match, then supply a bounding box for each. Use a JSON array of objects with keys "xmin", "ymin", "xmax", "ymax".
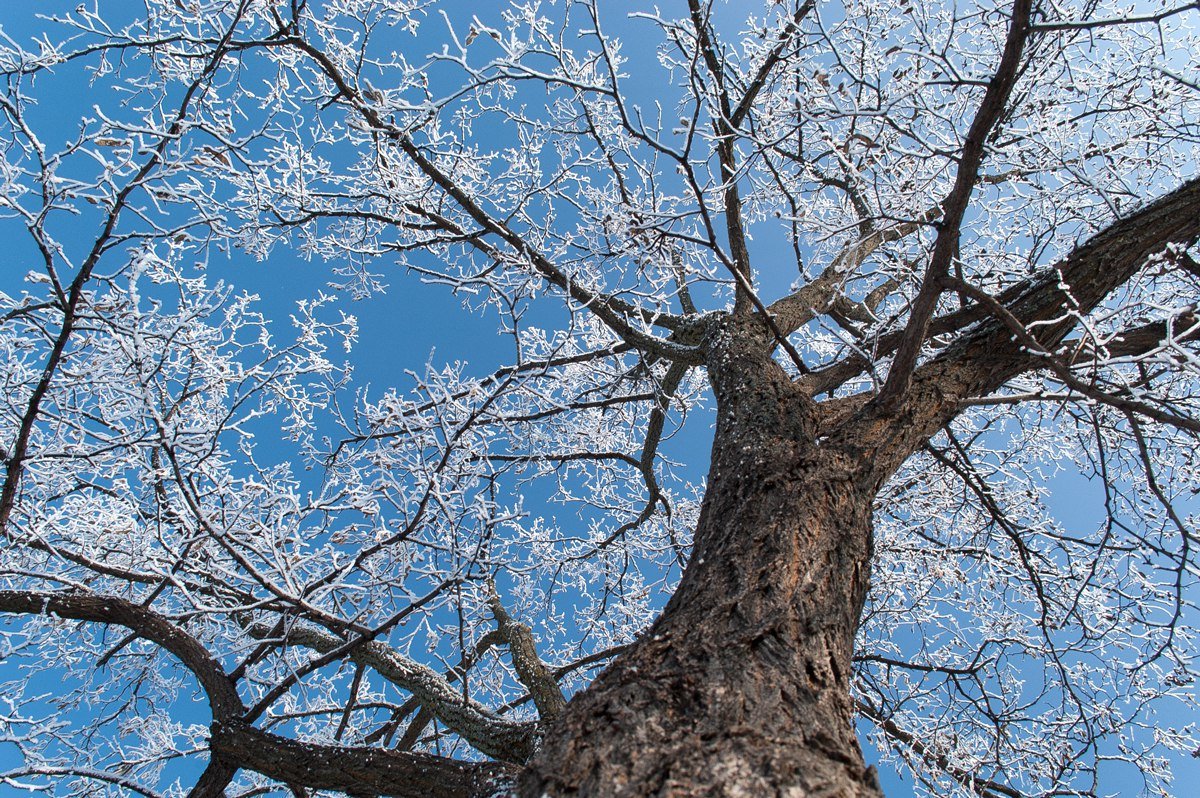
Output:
[
  {"xmin": 522, "ymin": 318, "xmax": 883, "ymax": 798},
  {"xmin": 210, "ymin": 720, "xmax": 515, "ymax": 798}
]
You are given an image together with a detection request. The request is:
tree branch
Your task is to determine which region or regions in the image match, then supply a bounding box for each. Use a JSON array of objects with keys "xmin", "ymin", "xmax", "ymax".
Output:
[
  {"xmin": 280, "ymin": 33, "xmax": 700, "ymax": 365},
  {"xmin": 487, "ymin": 585, "xmax": 567, "ymax": 721},
  {"xmin": 942, "ymin": 277, "xmax": 1200, "ymax": 433},
  {"xmin": 945, "ymin": 176, "xmax": 1200, "ymax": 387},
  {"xmin": 729, "ymin": 1, "xmax": 815, "ymax": 128},
  {"xmin": 0, "ymin": 4, "xmax": 252, "ymax": 533},
  {"xmin": 857, "ymin": 701, "xmax": 1023, "ymax": 798},
  {"xmin": 875, "ymin": 0, "xmax": 1033, "ymax": 408},
  {"xmin": 768, "ymin": 209, "xmax": 937, "ymax": 340},
  {"xmin": 210, "ymin": 720, "xmax": 515, "ymax": 798},
  {"xmin": 0, "ymin": 591, "xmax": 244, "ymax": 720},
  {"xmin": 687, "ymin": 0, "xmax": 755, "ymax": 314},
  {"xmin": 248, "ymin": 622, "xmax": 536, "ymax": 763},
  {"xmin": 0, "ymin": 591, "xmax": 519, "ymax": 797},
  {"xmin": 838, "ymin": 177, "xmax": 1200, "ymax": 479}
]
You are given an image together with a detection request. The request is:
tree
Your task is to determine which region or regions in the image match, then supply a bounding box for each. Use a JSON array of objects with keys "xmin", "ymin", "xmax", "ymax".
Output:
[{"xmin": 0, "ymin": 0, "xmax": 1197, "ymax": 795}]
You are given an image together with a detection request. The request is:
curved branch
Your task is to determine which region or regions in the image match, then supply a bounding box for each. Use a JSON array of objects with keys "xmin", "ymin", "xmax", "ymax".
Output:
[
  {"xmin": 0, "ymin": 590, "xmax": 244, "ymax": 721},
  {"xmin": 0, "ymin": 591, "xmax": 522, "ymax": 796}
]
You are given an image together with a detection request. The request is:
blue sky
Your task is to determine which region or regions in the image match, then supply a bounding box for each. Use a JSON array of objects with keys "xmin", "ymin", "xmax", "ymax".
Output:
[{"xmin": 0, "ymin": 2, "xmax": 1195, "ymax": 796}]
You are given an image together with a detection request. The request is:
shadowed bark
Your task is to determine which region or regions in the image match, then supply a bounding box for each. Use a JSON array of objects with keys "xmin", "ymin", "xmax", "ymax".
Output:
[{"xmin": 210, "ymin": 720, "xmax": 516, "ymax": 798}]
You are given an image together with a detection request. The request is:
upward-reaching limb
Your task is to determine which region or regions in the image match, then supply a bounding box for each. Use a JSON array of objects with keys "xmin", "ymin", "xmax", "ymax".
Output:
[{"xmin": 833, "ymin": 177, "xmax": 1200, "ymax": 481}]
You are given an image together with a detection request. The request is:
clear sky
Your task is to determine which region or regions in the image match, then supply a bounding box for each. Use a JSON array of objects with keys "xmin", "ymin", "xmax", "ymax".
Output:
[{"xmin": 0, "ymin": 2, "xmax": 1195, "ymax": 797}]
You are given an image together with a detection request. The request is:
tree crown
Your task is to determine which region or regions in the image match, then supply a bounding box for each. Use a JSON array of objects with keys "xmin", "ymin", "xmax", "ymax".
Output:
[{"xmin": 0, "ymin": 1, "xmax": 1197, "ymax": 796}]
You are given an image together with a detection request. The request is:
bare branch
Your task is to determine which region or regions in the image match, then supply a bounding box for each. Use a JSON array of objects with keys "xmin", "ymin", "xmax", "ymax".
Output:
[{"xmin": 876, "ymin": 0, "xmax": 1034, "ymax": 408}]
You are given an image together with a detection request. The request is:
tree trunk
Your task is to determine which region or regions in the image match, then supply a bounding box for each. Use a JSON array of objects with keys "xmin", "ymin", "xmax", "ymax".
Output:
[{"xmin": 522, "ymin": 319, "xmax": 884, "ymax": 797}]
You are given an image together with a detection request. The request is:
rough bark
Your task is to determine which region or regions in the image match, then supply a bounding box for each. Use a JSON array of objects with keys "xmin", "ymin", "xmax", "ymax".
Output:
[
  {"xmin": 210, "ymin": 720, "xmax": 516, "ymax": 798},
  {"xmin": 522, "ymin": 317, "xmax": 883, "ymax": 798}
]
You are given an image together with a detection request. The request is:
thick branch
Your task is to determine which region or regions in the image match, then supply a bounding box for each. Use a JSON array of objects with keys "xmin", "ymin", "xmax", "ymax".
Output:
[
  {"xmin": 951, "ymin": 180, "xmax": 1200, "ymax": 384},
  {"xmin": 210, "ymin": 719, "xmax": 515, "ymax": 798},
  {"xmin": 0, "ymin": 591, "xmax": 243, "ymax": 798},
  {"xmin": 942, "ymin": 277, "xmax": 1200, "ymax": 433},
  {"xmin": 841, "ymin": 177, "xmax": 1200, "ymax": 479},
  {"xmin": 769, "ymin": 209, "xmax": 937, "ymax": 339},
  {"xmin": 1078, "ymin": 309, "xmax": 1200, "ymax": 360}
]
